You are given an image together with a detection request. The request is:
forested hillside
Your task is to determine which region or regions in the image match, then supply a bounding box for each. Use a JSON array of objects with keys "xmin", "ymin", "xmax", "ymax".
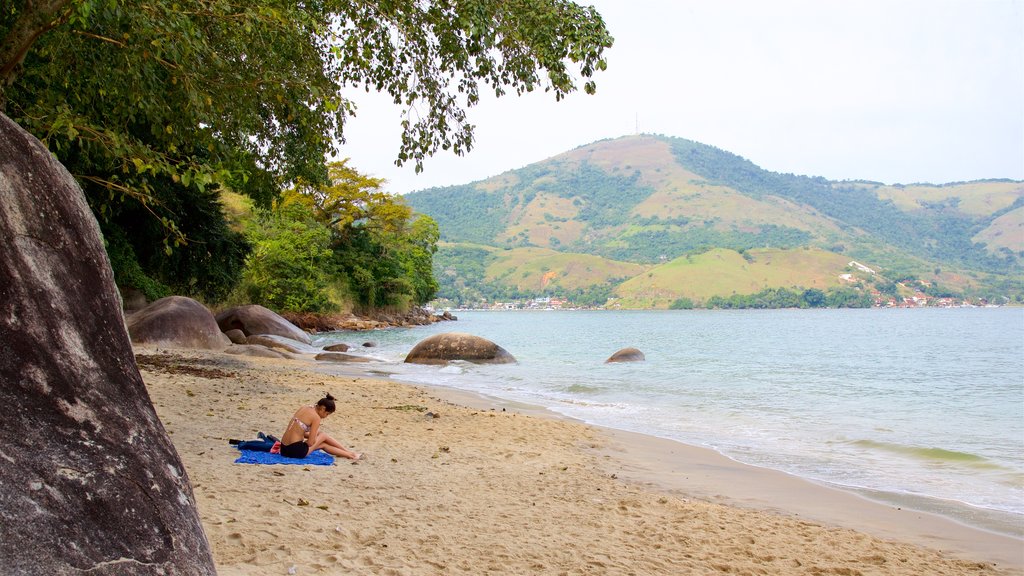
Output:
[{"xmin": 406, "ymin": 135, "xmax": 1023, "ymax": 308}]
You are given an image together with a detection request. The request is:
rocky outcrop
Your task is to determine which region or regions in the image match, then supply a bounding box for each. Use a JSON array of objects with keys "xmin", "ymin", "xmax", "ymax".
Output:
[
  {"xmin": 127, "ymin": 296, "xmax": 231, "ymax": 350},
  {"xmin": 364, "ymin": 307, "xmax": 457, "ymax": 327},
  {"xmin": 281, "ymin": 306, "xmax": 457, "ymax": 332},
  {"xmin": 606, "ymin": 347, "xmax": 646, "ymax": 363},
  {"xmin": 0, "ymin": 113, "xmax": 214, "ymax": 573},
  {"xmin": 216, "ymin": 304, "xmax": 312, "ymax": 344},
  {"xmin": 405, "ymin": 332, "xmax": 517, "ymax": 365}
]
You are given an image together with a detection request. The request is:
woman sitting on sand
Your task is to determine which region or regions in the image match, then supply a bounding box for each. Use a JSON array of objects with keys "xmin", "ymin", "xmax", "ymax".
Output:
[{"xmin": 280, "ymin": 394, "xmax": 361, "ymax": 460}]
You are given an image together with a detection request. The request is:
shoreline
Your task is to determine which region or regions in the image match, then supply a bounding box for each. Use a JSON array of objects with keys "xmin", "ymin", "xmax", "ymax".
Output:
[
  {"xmin": 138, "ymin": 348, "xmax": 1023, "ymax": 574},
  {"xmin": 594, "ymin": 427, "xmax": 1024, "ymax": 569},
  {"xmin": 398, "ymin": 376, "xmax": 1024, "ymax": 570}
]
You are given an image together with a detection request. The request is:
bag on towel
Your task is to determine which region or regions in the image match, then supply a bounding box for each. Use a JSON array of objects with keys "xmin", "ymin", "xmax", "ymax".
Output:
[{"xmin": 235, "ymin": 439, "xmax": 276, "ymax": 452}]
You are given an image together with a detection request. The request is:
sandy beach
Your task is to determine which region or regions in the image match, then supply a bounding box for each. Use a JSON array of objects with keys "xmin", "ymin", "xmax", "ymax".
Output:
[{"xmin": 136, "ymin": 347, "xmax": 1023, "ymax": 575}]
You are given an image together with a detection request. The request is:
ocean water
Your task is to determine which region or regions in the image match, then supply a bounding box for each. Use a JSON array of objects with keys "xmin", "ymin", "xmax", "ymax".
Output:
[{"xmin": 314, "ymin": 308, "xmax": 1024, "ymax": 537}]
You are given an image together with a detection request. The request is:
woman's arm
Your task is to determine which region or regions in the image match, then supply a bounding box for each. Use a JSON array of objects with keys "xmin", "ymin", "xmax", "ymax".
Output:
[{"xmin": 306, "ymin": 413, "xmax": 321, "ymax": 445}]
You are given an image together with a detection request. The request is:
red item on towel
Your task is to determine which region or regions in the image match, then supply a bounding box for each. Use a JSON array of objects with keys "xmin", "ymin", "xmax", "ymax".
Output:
[{"xmin": 270, "ymin": 441, "xmax": 281, "ymax": 454}]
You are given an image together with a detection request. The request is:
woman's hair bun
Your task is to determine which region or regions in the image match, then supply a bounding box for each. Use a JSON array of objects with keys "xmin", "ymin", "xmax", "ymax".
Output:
[{"xmin": 317, "ymin": 393, "xmax": 337, "ymax": 413}]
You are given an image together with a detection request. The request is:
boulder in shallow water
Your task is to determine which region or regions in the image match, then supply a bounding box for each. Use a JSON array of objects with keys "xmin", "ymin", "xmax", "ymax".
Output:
[
  {"xmin": 323, "ymin": 342, "xmax": 350, "ymax": 352},
  {"xmin": 605, "ymin": 347, "xmax": 645, "ymax": 363},
  {"xmin": 127, "ymin": 296, "xmax": 231, "ymax": 350},
  {"xmin": 405, "ymin": 332, "xmax": 516, "ymax": 365},
  {"xmin": 215, "ymin": 304, "xmax": 311, "ymax": 345},
  {"xmin": 0, "ymin": 112, "xmax": 214, "ymax": 574}
]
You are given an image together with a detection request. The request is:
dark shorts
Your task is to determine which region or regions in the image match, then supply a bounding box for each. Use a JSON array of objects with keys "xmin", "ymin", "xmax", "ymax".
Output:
[{"xmin": 280, "ymin": 441, "xmax": 309, "ymax": 459}]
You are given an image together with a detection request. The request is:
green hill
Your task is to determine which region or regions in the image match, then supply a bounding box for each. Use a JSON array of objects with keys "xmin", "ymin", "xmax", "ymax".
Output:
[{"xmin": 407, "ymin": 135, "xmax": 1023, "ymax": 307}]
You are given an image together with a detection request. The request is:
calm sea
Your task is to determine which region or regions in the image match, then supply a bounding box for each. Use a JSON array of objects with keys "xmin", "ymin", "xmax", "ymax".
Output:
[{"xmin": 314, "ymin": 308, "xmax": 1024, "ymax": 537}]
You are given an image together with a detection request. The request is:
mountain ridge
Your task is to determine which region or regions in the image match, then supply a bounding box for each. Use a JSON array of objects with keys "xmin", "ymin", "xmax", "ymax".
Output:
[{"xmin": 406, "ymin": 134, "xmax": 1023, "ymax": 307}]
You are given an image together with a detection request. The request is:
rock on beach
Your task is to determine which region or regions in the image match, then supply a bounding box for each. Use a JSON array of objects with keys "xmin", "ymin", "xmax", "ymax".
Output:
[
  {"xmin": 316, "ymin": 352, "xmax": 372, "ymax": 363},
  {"xmin": 216, "ymin": 304, "xmax": 312, "ymax": 345},
  {"xmin": 127, "ymin": 296, "xmax": 231, "ymax": 350}
]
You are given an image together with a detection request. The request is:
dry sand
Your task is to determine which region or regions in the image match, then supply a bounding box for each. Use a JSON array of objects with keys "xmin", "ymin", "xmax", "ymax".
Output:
[{"xmin": 136, "ymin": 348, "xmax": 1023, "ymax": 575}]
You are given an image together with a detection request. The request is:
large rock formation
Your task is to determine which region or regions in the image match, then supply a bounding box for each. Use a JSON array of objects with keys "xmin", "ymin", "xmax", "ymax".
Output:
[
  {"xmin": 216, "ymin": 304, "xmax": 312, "ymax": 344},
  {"xmin": 405, "ymin": 332, "xmax": 517, "ymax": 365},
  {"xmin": 606, "ymin": 347, "xmax": 646, "ymax": 363},
  {"xmin": 127, "ymin": 296, "xmax": 231, "ymax": 350},
  {"xmin": 0, "ymin": 113, "xmax": 215, "ymax": 573}
]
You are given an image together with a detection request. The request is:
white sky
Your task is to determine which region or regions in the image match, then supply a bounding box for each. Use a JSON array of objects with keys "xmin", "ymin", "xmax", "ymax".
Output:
[{"xmin": 335, "ymin": 0, "xmax": 1024, "ymax": 195}]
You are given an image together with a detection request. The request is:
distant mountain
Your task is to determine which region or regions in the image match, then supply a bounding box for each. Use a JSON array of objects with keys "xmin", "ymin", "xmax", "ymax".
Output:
[{"xmin": 406, "ymin": 135, "xmax": 1023, "ymax": 307}]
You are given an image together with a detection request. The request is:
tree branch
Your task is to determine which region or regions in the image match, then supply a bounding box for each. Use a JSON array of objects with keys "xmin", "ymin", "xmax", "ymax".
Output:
[{"xmin": 0, "ymin": 0, "xmax": 74, "ymax": 93}]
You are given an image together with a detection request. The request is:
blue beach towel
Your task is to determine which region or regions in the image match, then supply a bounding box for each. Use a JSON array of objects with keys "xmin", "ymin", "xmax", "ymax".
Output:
[{"xmin": 233, "ymin": 447, "xmax": 334, "ymax": 466}]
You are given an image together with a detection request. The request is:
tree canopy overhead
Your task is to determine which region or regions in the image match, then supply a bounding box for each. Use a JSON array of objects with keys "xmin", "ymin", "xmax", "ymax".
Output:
[
  {"xmin": 1, "ymin": 0, "xmax": 613, "ymax": 200},
  {"xmin": 331, "ymin": 0, "xmax": 612, "ymax": 169}
]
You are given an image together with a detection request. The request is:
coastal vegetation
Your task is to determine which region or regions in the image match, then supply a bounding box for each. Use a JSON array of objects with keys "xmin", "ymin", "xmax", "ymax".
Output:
[
  {"xmin": 407, "ymin": 135, "xmax": 1023, "ymax": 308},
  {"xmin": 1, "ymin": 0, "xmax": 613, "ymax": 316}
]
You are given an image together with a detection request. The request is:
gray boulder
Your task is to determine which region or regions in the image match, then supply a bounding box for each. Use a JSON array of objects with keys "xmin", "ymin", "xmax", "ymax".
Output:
[
  {"xmin": 245, "ymin": 334, "xmax": 313, "ymax": 354},
  {"xmin": 405, "ymin": 332, "xmax": 516, "ymax": 365},
  {"xmin": 323, "ymin": 342, "xmax": 350, "ymax": 352},
  {"xmin": 315, "ymin": 352, "xmax": 372, "ymax": 363},
  {"xmin": 215, "ymin": 304, "xmax": 311, "ymax": 345},
  {"xmin": 0, "ymin": 113, "xmax": 214, "ymax": 573},
  {"xmin": 224, "ymin": 344, "xmax": 290, "ymax": 359},
  {"xmin": 127, "ymin": 296, "xmax": 231, "ymax": 350},
  {"xmin": 224, "ymin": 328, "xmax": 247, "ymax": 344},
  {"xmin": 606, "ymin": 347, "xmax": 646, "ymax": 363}
]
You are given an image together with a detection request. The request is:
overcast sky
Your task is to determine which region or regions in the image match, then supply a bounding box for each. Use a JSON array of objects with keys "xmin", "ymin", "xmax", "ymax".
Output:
[{"xmin": 335, "ymin": 0, "xmax": 1024, "ymax": 195}]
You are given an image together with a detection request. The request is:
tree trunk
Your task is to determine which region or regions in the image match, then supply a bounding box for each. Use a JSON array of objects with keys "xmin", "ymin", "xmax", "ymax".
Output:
[{"xmin": 0, "ymin": 0, "xmax": 70, "ymax": 93}]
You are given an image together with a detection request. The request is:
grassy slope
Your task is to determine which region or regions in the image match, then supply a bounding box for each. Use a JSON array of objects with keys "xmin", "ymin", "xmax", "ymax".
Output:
[
  {"xmin": 973, "ymin": 206, "xmax": 1024, "ymax": 253},
  {"xmin": 500, "ymin": 192, "xmax": 585, "ymax": 247},
  {"xmin": 485, "ymin": 247, "xmax": 647, "ymax": 292},
  {"xmin": 613, "ymin": 247, "xmax": 856, "ymax": 308},
  {"xmin": 874, "ymin": 182, "xmax": 1023, "ymax": 216}
]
